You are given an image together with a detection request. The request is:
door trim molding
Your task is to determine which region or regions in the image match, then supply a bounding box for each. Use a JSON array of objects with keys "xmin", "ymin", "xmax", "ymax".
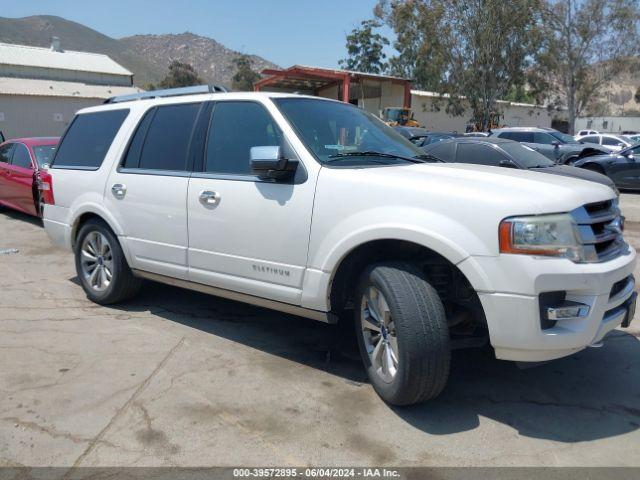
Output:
[{"xmin": 132, "ymin": 269, "xmax": 336, "ymax": 324}]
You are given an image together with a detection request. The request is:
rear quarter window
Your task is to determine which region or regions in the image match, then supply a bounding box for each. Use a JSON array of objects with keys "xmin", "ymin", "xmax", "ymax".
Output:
[{"xmin": 52, "ymin": 109, "xmax": 129, "ymax": 170}]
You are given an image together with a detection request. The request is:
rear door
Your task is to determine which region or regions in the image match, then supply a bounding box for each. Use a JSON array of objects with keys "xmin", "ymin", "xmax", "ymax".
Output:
[
  {"xmin": 7, "ymin": 143, "xmax": 37, "ymax": 215},
  {"xmin": 0, "ymin": 143, "xmax": 15, "ymax": 208},
  {"xmin": 105, "ymin": 102, "xmax": 204, "ymax": 280},
  {"xmin": 187, "ymin": 100, "xmax": 316, "ymax": 305}
]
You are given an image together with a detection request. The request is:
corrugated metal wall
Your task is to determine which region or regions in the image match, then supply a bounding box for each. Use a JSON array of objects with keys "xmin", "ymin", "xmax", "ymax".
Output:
[{"xmin": 0, "ymin": 95, "xmax": 104, "ymax": 138}]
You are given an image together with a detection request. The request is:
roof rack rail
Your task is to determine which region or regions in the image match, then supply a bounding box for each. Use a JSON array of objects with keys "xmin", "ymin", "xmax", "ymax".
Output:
[{"xmin": 104, "ymin": 84, "xmax": 229, "ymax": 104}]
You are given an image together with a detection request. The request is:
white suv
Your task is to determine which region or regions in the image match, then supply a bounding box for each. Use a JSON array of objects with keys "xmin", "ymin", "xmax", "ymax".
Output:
[{"xmin": 41, "ymin": 86, "xmax": 637, "ymax": 405}]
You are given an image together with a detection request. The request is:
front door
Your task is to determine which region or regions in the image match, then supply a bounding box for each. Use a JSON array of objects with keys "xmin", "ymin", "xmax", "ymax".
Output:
[
  {"xmin": 0, "ymin": 143, "xmax": 15, "ymax": 209},
  {"xmin": 7, "ymin": 143, "xmax": 38, "ymax": 216},
  {"xmin": 608, "ymin": 145, "xmax": 640, "ymax": 188},
  {"xmin": 105, "ymin": 102, "xmax": 204, "ymax": 279},
  {"xmin": 187, "ymin": 100, "xmax": 316, "ymax": 305}
]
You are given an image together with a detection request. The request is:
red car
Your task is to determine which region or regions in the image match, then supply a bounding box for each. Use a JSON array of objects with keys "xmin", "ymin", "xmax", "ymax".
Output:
[{"xmin": 0, "ymin": 137, "xmax": 59, "ymax": 217}]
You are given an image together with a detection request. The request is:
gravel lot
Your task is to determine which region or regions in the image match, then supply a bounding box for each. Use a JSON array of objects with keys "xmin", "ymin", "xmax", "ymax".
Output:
[{"xmin": 1, "ymin": 194, "xmax": 639, "ymax": 469}]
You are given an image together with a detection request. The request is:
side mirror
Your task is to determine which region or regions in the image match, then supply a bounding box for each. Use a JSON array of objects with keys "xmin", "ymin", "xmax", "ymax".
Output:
[
  {"xmin": 499, "ymin": 160, "xmax": 518, "ymax": 168},
  {"xmin": 551, "ymin": 140, "xmax": 561, "ymax": 147},
  {"xmin": 250, "ymin": 146, "xmax": 298, "ymax": 181}
]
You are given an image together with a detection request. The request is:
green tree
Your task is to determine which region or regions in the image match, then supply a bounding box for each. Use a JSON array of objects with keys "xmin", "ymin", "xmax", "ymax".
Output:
[
  {"xmin": 339, "ymin": 19, "xmax": 390, "ymax": 74},
  {"xmin": 530, "ymin": 0, "xmax": 640, "ymax": 133},
  {"xmin": 156, "ymin": 60, "xmax": 203, "ymax": 89},
  {"xmin": 376, "ymin": 0, "xmax": 542, "ymax": 130},
  {"xmin": 232, "ymin": 55, "xmax": 261, "ymax": 91}
]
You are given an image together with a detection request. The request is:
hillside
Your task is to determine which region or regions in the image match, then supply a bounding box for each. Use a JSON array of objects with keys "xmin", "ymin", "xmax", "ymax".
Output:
[
  {"xmin": 0, "ymin": 15, "xmax": 278, "ymax": 88},
  {"xmin": 120, "ymin": 33, "xmax": 278, "ymax": 88}
]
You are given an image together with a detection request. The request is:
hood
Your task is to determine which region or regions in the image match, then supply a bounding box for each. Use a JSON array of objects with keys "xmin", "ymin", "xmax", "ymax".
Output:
[
  {"xmin": 327, "ymin": 162, "xmax": 617, "ymax": 216},
  {"xmin": 529, "ymin": 165, "xmax": 615, "ymax": 189}
]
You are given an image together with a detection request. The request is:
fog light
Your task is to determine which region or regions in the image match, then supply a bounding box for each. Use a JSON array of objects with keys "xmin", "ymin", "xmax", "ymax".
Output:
[{"xmin": 547, "ymin": 302, "xmax": 590, "ymax": 320}]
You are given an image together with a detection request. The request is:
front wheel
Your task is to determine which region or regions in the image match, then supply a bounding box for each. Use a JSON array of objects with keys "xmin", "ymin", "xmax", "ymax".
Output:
[
  {"xmin": 75, "ymin": 219, "xmax": 142, "ymax": 304},
  {"xmin": 355, "ymin": 262, "xmax": 451, "ymax": 406}
]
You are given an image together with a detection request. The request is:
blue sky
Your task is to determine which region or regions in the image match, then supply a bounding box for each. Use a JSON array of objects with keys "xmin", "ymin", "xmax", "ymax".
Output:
[{"xmin": 3, "ymin": 0, "xmax": 389, "ymax": 68}]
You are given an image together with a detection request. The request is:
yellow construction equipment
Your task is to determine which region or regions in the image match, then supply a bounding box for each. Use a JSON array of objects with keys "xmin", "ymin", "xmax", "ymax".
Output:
[{"xmin": 382, "ymin": 107, "xmax": 420, "ymax": 127}]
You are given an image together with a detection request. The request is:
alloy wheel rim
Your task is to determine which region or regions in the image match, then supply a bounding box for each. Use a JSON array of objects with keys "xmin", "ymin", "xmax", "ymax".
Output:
[
  {"xmin": 80, "ymin": 232, "xmax": 113, "ymax": 292},
  {"xmin": 360, "ymin": 286, "xmax": 399, "ymax": 383}
]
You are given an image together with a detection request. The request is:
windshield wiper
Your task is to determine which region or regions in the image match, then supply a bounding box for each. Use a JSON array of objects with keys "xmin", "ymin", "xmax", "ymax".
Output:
[{"xmin": 328, "ymin": 151, "xmax": 441, "ymax": 164}]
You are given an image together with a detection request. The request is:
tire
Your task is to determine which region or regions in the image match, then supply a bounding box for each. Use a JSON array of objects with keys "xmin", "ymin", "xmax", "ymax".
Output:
[
  {"xmin": 354, "ymin": 262, "xmax": 450, "ymax": 405},
  {"xmin": 563, "ymin": 155, "xmax": 579, "ymax": 166},
  {"xmin": 74, "ymin": 219, "xmax": 142, "ymax": 304}
]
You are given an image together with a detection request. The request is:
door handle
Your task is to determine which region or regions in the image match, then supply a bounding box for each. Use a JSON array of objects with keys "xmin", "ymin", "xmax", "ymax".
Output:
[
  {"xmin": 199, "ymin": 190, "xmax": 220, "ymax": 206},
  {"xmin": 111, "ymin": 183, "xmax": 127, "ymax": 199}
]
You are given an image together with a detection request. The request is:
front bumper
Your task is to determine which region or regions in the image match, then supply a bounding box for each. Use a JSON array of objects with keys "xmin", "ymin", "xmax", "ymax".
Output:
[{"xmin": 471, "ymin": 248, "xmax": 637, "ymax": 362}]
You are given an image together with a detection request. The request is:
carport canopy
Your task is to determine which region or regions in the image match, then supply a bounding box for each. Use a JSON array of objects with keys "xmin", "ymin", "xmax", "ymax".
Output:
[{"xmin": 254, "ymin": 65, "xmax": 412, "ymax": 108}]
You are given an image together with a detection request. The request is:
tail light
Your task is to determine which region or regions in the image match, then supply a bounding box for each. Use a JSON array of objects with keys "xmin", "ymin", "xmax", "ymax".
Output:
[{"xmin": 37, "ymin": 170, "xmax": 55, "ymax": 205}]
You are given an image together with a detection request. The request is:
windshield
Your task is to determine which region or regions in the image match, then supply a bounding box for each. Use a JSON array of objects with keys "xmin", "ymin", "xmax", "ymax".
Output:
[
  {"xmin": 275, "ymin": 98, "xmax": 425, "ymax": 165},
  {"xmin": 550, "ymin": 131, "xmax": 578, "ymax": 144},
  {"xmin": 32, "ymin": 145, "xmax": 57, "ymax": 166},
  {"xmin": 500, "ymin": 142, "xmax": 555, "ymax": 168}
]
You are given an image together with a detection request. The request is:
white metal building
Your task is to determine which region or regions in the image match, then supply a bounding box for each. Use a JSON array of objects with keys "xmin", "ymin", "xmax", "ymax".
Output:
[
  {"xmin": 575, "ymin": 116, "xmax": 640, "ymax": 134},
  {"xmin": 0, "ymin": 40, "xmax": 142, "ymax": 138},
  {"xmin": 411, "ymin": 90, "xmax": 563, "ymax": 132}
]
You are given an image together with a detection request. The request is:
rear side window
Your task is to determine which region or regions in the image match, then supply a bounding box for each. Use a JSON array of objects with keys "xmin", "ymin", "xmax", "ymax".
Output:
[
  {"xmin": 581, "ymin": 135, "xmax": 599, "ymax": 143},
  {"xmin": 53, "ymin": 109, "xmax": 129, "ymax": 169},
  {"xmin": 0, "ymin": 143, "xmax": 13, "ymax": 163},
  {"xmin": 132, "ymin": 103, "xmax": 201, "ymax": 171},
  {"xmin": 498, "ymin": 131, "xmax": 534, "ymax": 143},
  {"xmin": 11, "ymin": 144, "xmax": 32, "ymax": 169}
]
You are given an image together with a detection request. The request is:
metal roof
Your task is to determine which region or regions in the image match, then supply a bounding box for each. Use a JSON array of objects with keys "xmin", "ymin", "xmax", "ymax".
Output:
[
  {"xmin": 0, "ymin": 76, "xmax": 142, "ymax": 99},
  {"xmin": 0, "ymin": 42, "xmax": 132, "ymax": 76}
]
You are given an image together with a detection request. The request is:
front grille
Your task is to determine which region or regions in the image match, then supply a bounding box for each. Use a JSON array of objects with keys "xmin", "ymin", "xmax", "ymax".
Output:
[{"xmin": 572, "ymin": 199, "xmax": 627, "ymax": 262}]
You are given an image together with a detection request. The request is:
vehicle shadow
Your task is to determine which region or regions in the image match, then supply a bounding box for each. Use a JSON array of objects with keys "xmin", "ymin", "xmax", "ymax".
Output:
[
  {"xmin": 0, "ymin": 208, "xmax": 42, "ymax": 227},
  {"xmin": 105, "ymin": 279, "xmax": 640, "ymax": 444}
]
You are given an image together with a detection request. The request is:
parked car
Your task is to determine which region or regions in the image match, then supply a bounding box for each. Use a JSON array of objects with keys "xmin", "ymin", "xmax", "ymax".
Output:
[
  {"xmin": 490, "ymin": 127, "xmax": 608, "ymax": 163},
  {"xmin": 422, "ymin": 137, "xmax": 616, "ymax": 191},
  {"xmin": 576, "ymin": 129, "xmax": 599, "ymax": 137},
  {"xmin": 575, "ymin": 133, "xmax": 634, "ymax": 152},
  {"xmin": 628, "ymin": 134, "xmax": 640, "ymax": 143},
  {"xmin": 41, "ymin": 86, "xmax": 636, "ymax": 406},
  {"xmin": 463, "ymin": 132, "xmax": 490, "ymax": 137},
  {"xmin": 572, "ymin": 143, "xmax": 640, "ymax": 190},
  {"xmin": 0, "ymin": 137, "xmax": 59, "ymax": 217},
  {"xmin": 394, "ymin": 126, "xmax": 461, "ymax": 147}
]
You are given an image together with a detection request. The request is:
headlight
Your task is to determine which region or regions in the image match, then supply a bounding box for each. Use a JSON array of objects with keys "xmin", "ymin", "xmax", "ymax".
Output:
[{"xmin": 499, "ymin": 214, "xmax": 592, "ymax": 262}]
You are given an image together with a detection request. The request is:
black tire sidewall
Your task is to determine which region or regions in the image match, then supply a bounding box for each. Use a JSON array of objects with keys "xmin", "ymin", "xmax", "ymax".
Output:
[
  {"xmin": 354, "ymin": 263, "xmax": 450, "ymax": 405},
  {"xmin": 74, "ymin": 221, "xmax": 126, "ymax": 304}
]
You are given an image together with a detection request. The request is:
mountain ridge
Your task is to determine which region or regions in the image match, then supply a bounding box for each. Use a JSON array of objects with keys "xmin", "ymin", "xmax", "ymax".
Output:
[{"xmin": 0, "ymin": 15, "xmax": 278, "ymax": 87}]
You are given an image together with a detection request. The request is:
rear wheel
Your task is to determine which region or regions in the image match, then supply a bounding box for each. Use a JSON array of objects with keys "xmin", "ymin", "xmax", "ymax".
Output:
[
  {"xmin": 75, "ymin": 219, "xmax": 142, "ymax": 304},
  {"xmin": 355, "ymin": 262, "xmax": 451, "ymax": 405}
]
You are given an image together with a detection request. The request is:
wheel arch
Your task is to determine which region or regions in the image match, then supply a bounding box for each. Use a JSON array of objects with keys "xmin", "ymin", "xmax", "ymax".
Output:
[{"xmin": 325, "ymin": 237, "xmax": 487, "ymax": 325}]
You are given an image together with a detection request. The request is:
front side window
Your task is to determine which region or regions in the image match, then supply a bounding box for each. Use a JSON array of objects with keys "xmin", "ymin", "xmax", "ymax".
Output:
[
  {"xmin": 550, "ymin": 131, "xmax": 578, "ymax": 144},
  {"xmin": 456, "ymin": 143, "xmax": 506, "ymax": 167},
  {"xmin": 11, "ymin": 144, "xmax": 32, "ymax": 169},
  {"xmin": 533, "ymin": 132, "xmax": 556, "ymax": 145},
  {"xmin": 602, "ymin": 136, "xmax": 624, "ymax": 146},
  {"xmin": 425, "ymin": 141, "xmax": 455, "ymax": 162},
  {"xmin": 500, "ymin": 142, "xmax": 554, "ymax": 168},
  {"xmin": 53, "ymin": 109, "xmax": 129, "ymax": 169},
  {"xmin": 205, "ymin": 101, "xmax": 283, "ymax": 175},
  {"xmin": 275, "ymin": 98, "xmax": 424, "ymax": 166}
]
